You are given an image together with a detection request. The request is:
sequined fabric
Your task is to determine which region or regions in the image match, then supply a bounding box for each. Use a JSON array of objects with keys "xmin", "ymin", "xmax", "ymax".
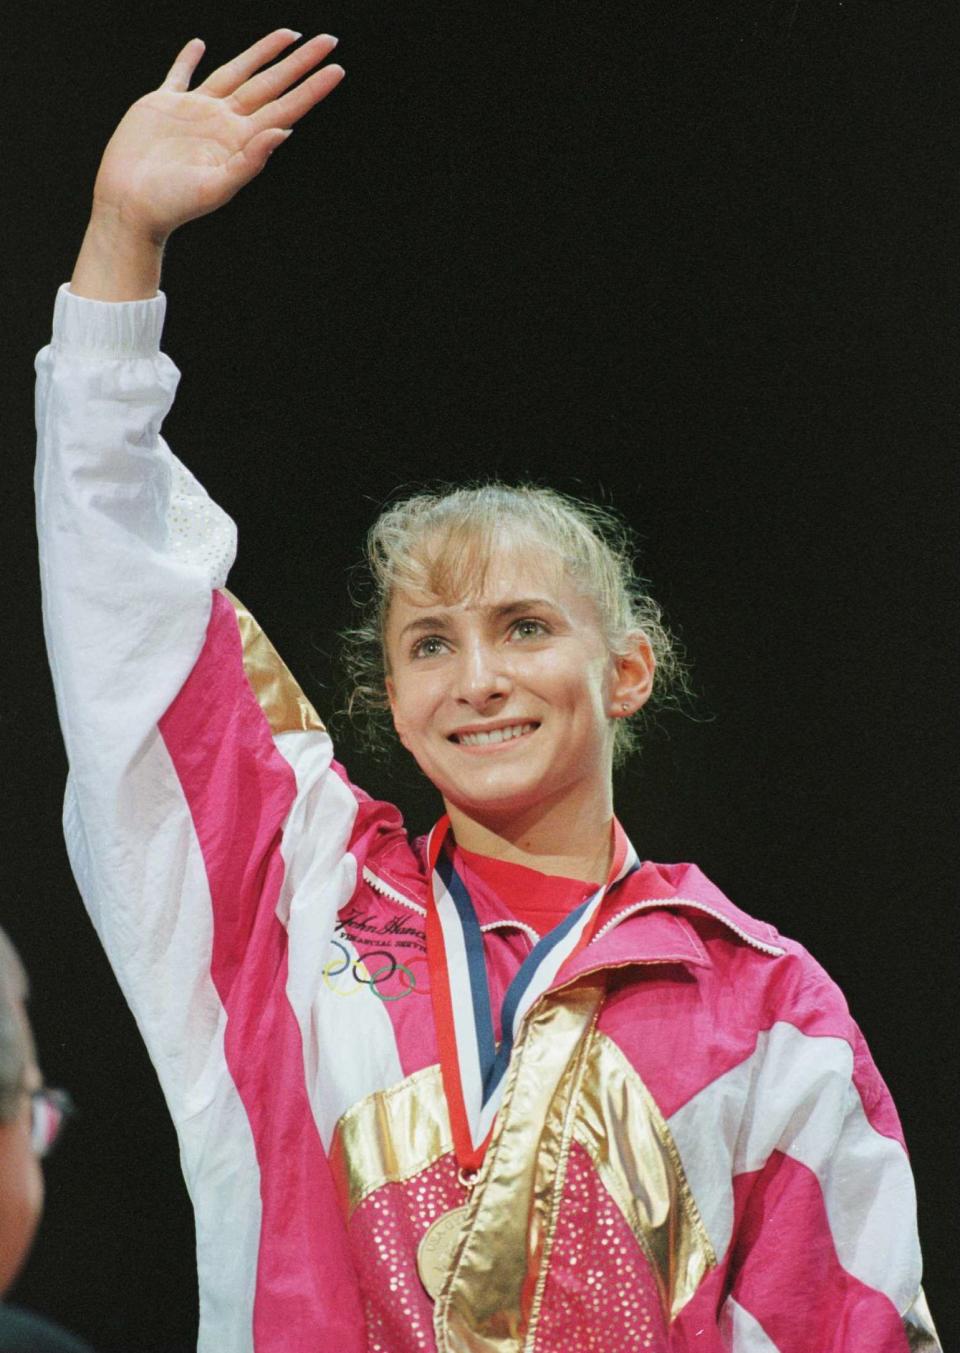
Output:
[
  {"xmin": 348, "ymin": 1144, "xmax": 667, "ymax": 1352},
  {"xmin": 166, "ymin": 461, "xmax": 235, "ymax": 583},
  {"xmin": 532, "ymin": 1143, "xmax": 669, "ymax": 1351},
  {"xmin": 349, "ymin": 1153, "xmax": 466, "ymax": 1352}
]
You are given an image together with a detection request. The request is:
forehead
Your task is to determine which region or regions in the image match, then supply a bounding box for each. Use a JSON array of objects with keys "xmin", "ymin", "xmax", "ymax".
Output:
[
  {"xmin": 412, "ymin": 545, "xmax": 559, "ymax": 603},
  {"xmin": 9, "ymin": 999, "xmax": 40, "ymax": 1088},
  {"xmin": 386, "ymin": 542, "xmax": 600, "ymax": 629}
]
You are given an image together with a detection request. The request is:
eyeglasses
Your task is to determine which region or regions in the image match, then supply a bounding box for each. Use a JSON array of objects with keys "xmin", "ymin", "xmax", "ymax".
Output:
[{"xmin": 29, "ymin": 1088, "xmax": 75, "ymax": 1159}]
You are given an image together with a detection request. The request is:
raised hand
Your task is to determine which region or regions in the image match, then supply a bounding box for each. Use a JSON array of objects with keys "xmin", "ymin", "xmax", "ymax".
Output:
[
  {"xmin": 71, "ymin": 30, "xmax": 344, "ymax": 299},
  {"xmin": 93, "ymin": 30, "xmax": 343, "ymax": 242}
]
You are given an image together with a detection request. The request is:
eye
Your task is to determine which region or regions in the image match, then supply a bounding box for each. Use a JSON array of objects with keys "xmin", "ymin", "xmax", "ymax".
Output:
[
  {"xmin": 511, "ymin": 618, "xmax": 550, "ymax": 640},
  {"xmin": 411, "ymin": 635, "xmax": 448, "ymax": 659}
]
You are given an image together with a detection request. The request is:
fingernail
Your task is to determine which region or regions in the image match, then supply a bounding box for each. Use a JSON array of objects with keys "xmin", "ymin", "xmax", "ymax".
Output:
[
  {"xmin": 268, "ymin": 131, "xmax": 294, "ymax": 157},
  {"xmin": 323, "ymin": 34, "xmax": 339, "ymax": 47}
]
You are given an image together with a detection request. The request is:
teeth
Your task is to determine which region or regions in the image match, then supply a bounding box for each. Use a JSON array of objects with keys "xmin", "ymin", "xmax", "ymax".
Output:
[{"xmin": 459, "ymin": 723, "xmax": 537, "ymax": 747}]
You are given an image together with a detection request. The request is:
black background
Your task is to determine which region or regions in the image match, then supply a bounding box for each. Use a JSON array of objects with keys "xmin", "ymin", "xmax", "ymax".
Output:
[{"xmin": 5, "ymin": 1, "xmax": 956, "ymax": 1349}]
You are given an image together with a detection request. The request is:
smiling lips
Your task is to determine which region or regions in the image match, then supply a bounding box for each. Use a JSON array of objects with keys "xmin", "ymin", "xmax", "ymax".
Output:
[{"xmin": 451, "ymin": 721, "xmax": 539, "ymax": 747}]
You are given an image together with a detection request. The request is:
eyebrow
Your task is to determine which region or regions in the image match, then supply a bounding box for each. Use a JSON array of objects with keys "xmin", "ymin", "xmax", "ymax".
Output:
[{"xmin": 398, "ymin": 598, "xmax": 562, "ymax": 641}]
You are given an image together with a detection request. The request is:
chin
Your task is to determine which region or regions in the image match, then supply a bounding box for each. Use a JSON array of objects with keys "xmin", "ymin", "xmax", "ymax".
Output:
[
  {"xmin": 414, "ymin": 741, "xmax": 584, "ymax": 820},
  {"xmin": 442, "ymin": 770, "xmax": 563, "ymax": 821}
]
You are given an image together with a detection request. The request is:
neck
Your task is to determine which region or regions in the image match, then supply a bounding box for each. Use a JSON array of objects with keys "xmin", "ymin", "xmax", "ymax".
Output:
[{"xmin": 443, "ymin": 785, "xmax": 615, "ymax": 883}]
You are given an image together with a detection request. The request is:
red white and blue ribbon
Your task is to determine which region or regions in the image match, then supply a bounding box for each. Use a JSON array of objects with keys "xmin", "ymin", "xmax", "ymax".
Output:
[{"xmin": 425, "ymin": 816, "xmax": 640, "ymax": 1173}]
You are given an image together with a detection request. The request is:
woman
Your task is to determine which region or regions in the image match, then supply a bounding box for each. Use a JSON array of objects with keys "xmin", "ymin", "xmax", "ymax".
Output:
[{"xmin": 35, "ymin": 29, "xmax": 938, "ymax": 1353}]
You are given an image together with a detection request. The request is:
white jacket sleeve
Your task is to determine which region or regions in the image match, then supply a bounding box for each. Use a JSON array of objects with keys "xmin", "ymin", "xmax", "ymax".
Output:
[
  {"xmin": 35, "ymin": 283, "xmax": 241, "ymax": 1105},
  {"xmin": 35, "ymin": 286, "xmax": 271, "ymax": 1350},
  {"xmin": 35, "ymin": 285, "xmax": 381, "ymax": 1352},
  {"xmin": 35, "ymin": 284, "xmax": 238, "ymax": 1107}
]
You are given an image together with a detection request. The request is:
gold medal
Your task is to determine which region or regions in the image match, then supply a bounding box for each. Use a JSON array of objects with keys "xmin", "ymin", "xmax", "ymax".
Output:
[{"xmin": 416, "ymin": 1204, "xmax": 471, "ymax": 1301}]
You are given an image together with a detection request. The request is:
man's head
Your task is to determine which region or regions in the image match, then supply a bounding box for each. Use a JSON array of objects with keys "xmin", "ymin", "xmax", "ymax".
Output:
[{"xmin": 0, "ymin": 928, "xmax": 44, "ymax": 1295}]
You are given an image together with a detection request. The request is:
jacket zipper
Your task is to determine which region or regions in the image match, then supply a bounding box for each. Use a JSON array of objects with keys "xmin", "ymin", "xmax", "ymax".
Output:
[
  {"xmin": 363, "ymin": 867, "xmax": 784, "ymax": 957},
  {"xmin": 593, "ymin": 899, "xmax": 784, "ymax": 956},
  {"xmin": 362, "ymin": 865, "xmax": 427, "ymax": 916},
  {"xmin": 363, "ymin": 868, "xmax": 541, "ymax": 946}
]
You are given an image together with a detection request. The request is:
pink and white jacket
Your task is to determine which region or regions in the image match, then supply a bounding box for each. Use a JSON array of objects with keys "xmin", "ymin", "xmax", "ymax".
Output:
[{"xmin": 35, "ymin": 285, "xmax": 939, "ymax": 1353}]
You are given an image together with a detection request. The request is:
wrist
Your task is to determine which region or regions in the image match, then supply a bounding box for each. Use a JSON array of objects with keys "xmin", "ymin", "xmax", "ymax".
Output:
[
  {"xmin": 88, "ymin": 197, "xmax": 169, "ymax": 252},
  {"xmin": 71, "ymin": 207, "xmax": 167, "ymax": 302}
]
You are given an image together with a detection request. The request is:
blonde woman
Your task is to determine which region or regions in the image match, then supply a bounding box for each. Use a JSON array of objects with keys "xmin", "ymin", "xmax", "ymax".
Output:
[{"xmin": 35, "ymin": 29, "xmax": 938, "ymax": 1353}]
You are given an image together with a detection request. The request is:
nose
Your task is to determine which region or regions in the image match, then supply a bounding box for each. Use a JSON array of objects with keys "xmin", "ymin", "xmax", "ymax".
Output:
[{"xmin": 453, "ymin": 636, "xmax": 511, "ymax": 710}]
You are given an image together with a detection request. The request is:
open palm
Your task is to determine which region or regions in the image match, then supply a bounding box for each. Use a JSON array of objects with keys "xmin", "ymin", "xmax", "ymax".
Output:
[{"xmin": 92, "ymin": 29, "xmax": 343, "ymax": 242}]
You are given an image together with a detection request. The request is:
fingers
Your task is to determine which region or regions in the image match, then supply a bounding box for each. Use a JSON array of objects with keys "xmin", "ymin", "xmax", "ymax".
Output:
[
  {"xmin": 234, "ymin": 127, "xmax": 294, "ymax": 178},
  {"xmin": 230, "ymin": 33, "xmax": 339, "ymax": 115},
  {"xmin": 198, "ymin": 28, "xmax": 302, "ymax": 98},
  {"xmin": 251, "ymin": 62, "xmax": 346, "ymax": 134},
  {"xmin": 162, "ymin": 37, "xmax": 206, "ymax": 92}
]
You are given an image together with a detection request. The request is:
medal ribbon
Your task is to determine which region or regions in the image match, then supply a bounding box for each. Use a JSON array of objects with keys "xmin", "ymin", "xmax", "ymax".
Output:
[{"xmin": 425, "ymin": 816, "xmax": 639, "ymax": 1173}]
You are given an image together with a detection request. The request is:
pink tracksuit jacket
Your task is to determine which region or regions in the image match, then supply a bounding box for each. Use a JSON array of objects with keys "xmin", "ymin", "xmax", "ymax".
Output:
[{"xmin": 35, "ymin": 284, "xmax": 939, "ymax": 1352}]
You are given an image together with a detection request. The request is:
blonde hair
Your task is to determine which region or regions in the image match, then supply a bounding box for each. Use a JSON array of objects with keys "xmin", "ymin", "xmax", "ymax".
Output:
[{"xmin": 339, "ymin": 482, "xmax": 687, "ymax": 768}]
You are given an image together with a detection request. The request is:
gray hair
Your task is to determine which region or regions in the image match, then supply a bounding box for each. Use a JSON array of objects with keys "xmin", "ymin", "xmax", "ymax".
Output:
[{"xmin": 0, "ymin": 928, "xmax": 30, "ymax": 1123}]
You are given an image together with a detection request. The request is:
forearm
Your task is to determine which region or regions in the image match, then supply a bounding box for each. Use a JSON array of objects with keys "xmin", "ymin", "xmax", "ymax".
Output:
[
  {"xmin": 36, "ymin": 285, "xmax": 237, "ymax": 744},
  {"xmin": 70, "ymin": 206, "xmax": 165, "ymax": 301}
]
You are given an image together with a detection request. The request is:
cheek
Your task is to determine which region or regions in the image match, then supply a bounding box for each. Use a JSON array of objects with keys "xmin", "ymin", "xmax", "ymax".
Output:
[
  {"xmin": 542, "ymin": 655, "xmax": 610, "ymax": 716},
  {"xmin": 0, "ymin": 1122, "xmax": 43, "ymax": 1295},
  {"xmin": 389, "ymin": 677, "xmax": 436, "ymax": 745}
]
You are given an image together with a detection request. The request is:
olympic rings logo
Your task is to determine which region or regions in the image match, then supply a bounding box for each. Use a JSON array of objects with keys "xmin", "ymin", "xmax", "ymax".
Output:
[{"xmin": 322, "ymin": 940, "xmax": 430, "ymax": 1001}]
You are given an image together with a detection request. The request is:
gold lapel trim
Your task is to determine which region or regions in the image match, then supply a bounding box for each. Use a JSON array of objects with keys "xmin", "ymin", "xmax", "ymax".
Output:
[
  {"xmin": 329, "ymin": 1063, "xmax": 452, "ymax": 1217},
  {"xmin": 435, "ymin": 978, "xmax": 607, "ymax": 1353},
  {"xmin": 222, "ymin": 588, "xmax": 325, "ymax": 734},
  {"xmin": 328, "ymin": 1025, "xmax": 716, "ymax": 1338},
  {"xmin": 573, "ymin": 1030, "xmax": 715, "ymax": 1319}
]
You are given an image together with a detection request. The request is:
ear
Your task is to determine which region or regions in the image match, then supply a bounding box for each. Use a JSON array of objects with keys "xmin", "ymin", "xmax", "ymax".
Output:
[
  {"xmin": 385, "ymin": 675, "xmax": 411, "ymax": 750},
  {"xmin": 608, "ymin": 631, "xmax": 656, "ymax": 719}
]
